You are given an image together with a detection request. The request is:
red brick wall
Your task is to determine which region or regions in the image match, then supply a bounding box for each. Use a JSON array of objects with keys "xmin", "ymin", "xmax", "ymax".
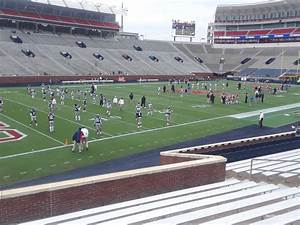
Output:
[{"xmin": 0, "ymin": 162, "xmax": 225, "ymax": 224}]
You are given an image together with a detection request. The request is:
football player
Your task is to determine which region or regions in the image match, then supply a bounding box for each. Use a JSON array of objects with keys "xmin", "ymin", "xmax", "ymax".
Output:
[
  {"xmin": 147, "ymin": 102, "xmax": 153, "ymax": 116},
  {"xmin": 72, "ymin": 128, "xmax": 81, "ymax": 153},
  {"xmin": 80, "ymin": 127, "xmax": 89, "ymax": 151},
  {"xmin": 0, "ymin": 98, "xmax": 3, "ymax": 112},
  {"xmin": 29, "ymin": 108, "xmax": 38, "ymax": 127},
  {"xmin": 70, "ymin": 90, "xmax": 74, "ymax": 100},
  {"xmin": 83, "ymin": 98, "xmax": 87, "ymax": 112},
  {"xmin": 94, "ymin": 114, "xmax": 103, "ymax": 135},
  {"xmin": 92, "ymin": 92, "xmax": 96, "ymax": 105},
  {"xmin": 113, "ymin": 96, "xmax": 118, "ymax": 105},
  {"xmin": 165, "ymin": 106, "xmax": 173, "ymax": 126},
  {"xmin": 60, "ymin": 93, "xmax": 65, "ymax": 105},
  {"xmin": 118, "ymin": 97, "xmax": 125, "ymax": 111},
  {"xmin": 48, "ymin": 111, "xmax": 55, "ymax": 133},
  {"xmin": 74, "ymin": 104, "xmax": 81, "ymax": 121},
  {"xmin": 106, "ymin": 100, "xmax": 112, "ymax": 116},
  {"xmin": 136, "ymin": 103, "xmax": 142, "ymax": 128}
]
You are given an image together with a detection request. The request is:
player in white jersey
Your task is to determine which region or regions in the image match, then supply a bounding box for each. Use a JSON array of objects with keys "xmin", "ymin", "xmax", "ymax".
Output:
[
  {"xmin": 30, "ymin": 89, "xmax": 36, "ymax": 99},
  {"xmin": 136, "ymin": 104, "xmax": 142, "ymax": 128},
  {"xmin": 94, "ymin": 114, "xmax": 103, "ymax": 135},
  {"xmin": 118, "ymin": 97, "xmax": 125, "ymax": 111},
  {"xmin": 165, "ymin": 106, "xmax": 173, "ymax": 126},
  {"xmin": 0, "ymin": 98, "xmax": 3, "ymax": 112},
  {"xmin": 29, "ymin": 108, "xmax": 38, "ymax": 126},
  {"xmin": 106, "ymin": 100, "xmax": 112, "ymax": 116},
  {"xmin": 113, "ymin": 96, "xmax": 118, "ymax": 105},
  {"xmin": 71, "ymin": 90, "xmax": 74, "ymax": 100},
  {"xmin": 147, "ymin": 103, "xmax": 153, "ymax": 116},
  {"xmin": 48, "ymin": 112, "xmax": 55, "ymax": 132},
  {"xmin": 51, "ymin": 98, "xmax": 57, "ymax": 112},
  {"xmin": 92, "ymin": 93, "xmax": 96, "ymax": 104},
  {"xmin": 80, "ymin": 128, "xmax": 89, "ymax": 151},
  {"xmin": 74, "ymin": 104, "xmax": 81, "ymax": 121}
]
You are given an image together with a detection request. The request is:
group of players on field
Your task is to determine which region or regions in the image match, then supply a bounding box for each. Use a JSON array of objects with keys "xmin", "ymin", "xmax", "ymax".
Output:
[{"xmin": 0, "ymin": 84, "xmax": 174, "ymax": 153}]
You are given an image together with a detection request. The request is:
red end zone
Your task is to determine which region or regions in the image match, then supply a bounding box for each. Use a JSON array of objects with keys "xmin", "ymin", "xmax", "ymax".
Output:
[{"xmin": 0, "ymin": 122, "xmax": 27, "ymax": 143}]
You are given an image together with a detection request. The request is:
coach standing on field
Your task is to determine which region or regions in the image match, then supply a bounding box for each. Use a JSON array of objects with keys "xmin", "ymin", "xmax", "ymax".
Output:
[{"xmin": 259, "ymin": 112, "xmax": 264, "ymax": 128}]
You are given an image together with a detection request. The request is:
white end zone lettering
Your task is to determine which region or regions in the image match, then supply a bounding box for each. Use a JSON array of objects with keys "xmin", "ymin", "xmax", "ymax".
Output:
[{"xmin": 0, "ymin": 122, "xmax": 27, "ymax": 143}]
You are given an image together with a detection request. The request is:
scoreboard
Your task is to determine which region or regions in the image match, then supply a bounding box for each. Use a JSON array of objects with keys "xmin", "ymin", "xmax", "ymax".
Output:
[{"xmin": 172, "ymin": 20, "xmax": 196, "ymax": 37}]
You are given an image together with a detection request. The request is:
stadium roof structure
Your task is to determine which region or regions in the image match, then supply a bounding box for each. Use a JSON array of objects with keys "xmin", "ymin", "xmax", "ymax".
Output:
[{"xmin": 29, "ymin": 0, "xmax": 125, "ymax": 15}]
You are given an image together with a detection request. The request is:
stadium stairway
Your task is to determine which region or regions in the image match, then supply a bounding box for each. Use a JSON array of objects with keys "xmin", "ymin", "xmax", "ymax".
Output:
[
  {"xmin": 21, "ymin": 178, "xmax": 300, "ymax": 225},
  {"xmin": 226, "ymin": 148, "xmax": 300, "ymax": 187}
]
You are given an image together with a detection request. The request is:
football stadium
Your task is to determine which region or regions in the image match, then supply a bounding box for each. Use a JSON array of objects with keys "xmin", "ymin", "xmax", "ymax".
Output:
[{"xmin": 1, "ymin": 0, "xmax": 300, "ymax": 224}]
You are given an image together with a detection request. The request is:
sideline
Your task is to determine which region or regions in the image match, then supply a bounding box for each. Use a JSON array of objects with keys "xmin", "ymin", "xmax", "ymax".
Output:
[{"xmin": 230, "ymin": 103, "xmax": 300, "ymax": 119}]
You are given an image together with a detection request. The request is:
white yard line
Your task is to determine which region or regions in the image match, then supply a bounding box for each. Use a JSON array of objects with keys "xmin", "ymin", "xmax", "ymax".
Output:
[
  {"xmin": 5, "ymin": 97, "xmax": 114, "ymax": 137},
  {"xmin": 0, "ymin": 113, "xmax": 63, "ymax": 145},
  {"xmin": 230, "ymin": 103, "xmax": 300, "ymax": 119}
]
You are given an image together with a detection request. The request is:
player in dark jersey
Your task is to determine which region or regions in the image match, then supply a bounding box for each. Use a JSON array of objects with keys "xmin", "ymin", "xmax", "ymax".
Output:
[
  {"xmin": 48, "ymin": 112, "xmax": 55, "ymax": 133},
  {"xmin": 136, "ymin": 104, "xmax": 142, "ymax": 128},
  {"xmin": 83, "ymin": 98, "xmax": 87, "ymax": 112},
  {"xmin": 42, "ymin": 90, "xmax": 47, "ymax": 102},
  {"xmin": 29, "ymin": 108, "xmax": 38, "ymax": 126}
]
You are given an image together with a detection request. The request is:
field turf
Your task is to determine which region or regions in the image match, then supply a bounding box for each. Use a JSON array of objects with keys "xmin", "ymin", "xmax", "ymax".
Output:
[{"xmin": 0, "ymin": 80, "xmax": 300, "ymax": 187}]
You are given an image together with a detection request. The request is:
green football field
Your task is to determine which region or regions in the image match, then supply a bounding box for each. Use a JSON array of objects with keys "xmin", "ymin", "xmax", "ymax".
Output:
[{"xmin": 0, "ymin": 80, "xmax": 300, "ymax": 187}]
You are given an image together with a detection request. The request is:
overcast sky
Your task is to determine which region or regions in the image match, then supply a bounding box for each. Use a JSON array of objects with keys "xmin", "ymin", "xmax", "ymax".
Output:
[{"xmin": 96, "ymin": 0, "xmax": 265, "ymax": 41}]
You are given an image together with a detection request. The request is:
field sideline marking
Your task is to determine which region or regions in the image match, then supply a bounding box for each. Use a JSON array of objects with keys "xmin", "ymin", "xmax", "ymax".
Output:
[
  {"xmin": 0, "ymin": 115, "xmax": 228, "ymax": 160},
  {"xmin": 230, "ymin": 103, "xmax": 300, "ymax": 119},
  {"xmin": 0, "ymin": 113, "xmax": 64, "ymax": 145},
  {"xmin": 4, "ymin": 97, "xmax": 114, "ymax": 137}
]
